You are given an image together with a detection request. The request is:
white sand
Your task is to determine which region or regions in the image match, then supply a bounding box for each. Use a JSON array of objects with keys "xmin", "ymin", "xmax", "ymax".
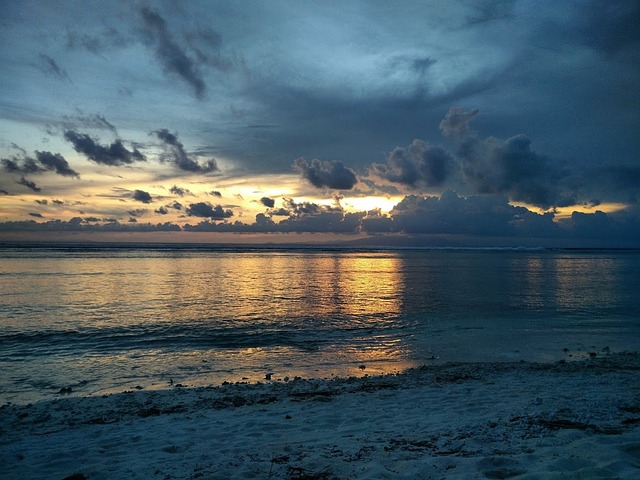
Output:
[{"xmin": 2, "ymin": 353, "xmax": 639, "ymax": 479}]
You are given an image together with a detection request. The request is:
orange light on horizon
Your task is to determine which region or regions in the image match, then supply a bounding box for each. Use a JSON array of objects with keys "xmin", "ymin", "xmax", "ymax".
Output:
[{"xmin": 511, "ymin": 201, "xmax": 628, "ymax": 220}]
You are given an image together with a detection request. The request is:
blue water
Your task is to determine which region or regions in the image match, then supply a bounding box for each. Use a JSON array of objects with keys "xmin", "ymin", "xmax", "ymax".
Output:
[{"xmin": 1, "ymin": 245, "xmax": 639, "ymax": 404}]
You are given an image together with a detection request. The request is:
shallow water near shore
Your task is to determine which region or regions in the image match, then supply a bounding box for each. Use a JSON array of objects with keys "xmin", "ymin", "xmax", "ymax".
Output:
[{"xmin": 1, "ymin": 244, "xmax": 639, "ymax": 404}]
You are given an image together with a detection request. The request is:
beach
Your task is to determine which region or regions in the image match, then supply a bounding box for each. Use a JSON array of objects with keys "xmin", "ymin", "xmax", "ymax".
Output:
[{"xmin": 2, "ymin": 352, "xmax": 639, "ymax": 479}]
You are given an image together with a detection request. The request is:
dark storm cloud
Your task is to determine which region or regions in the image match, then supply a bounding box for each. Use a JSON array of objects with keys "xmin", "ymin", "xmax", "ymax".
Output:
[
  {"xmin": 186, "ymin": 202, "xmax": 233, "ymax": 219},
  {"xmin": 278, "ymin": 210, "xmax": 363, "ymax": 234},
  {"xmin": 566, "ymin": 209, "xmax": 640, "ymax": 241},
  {"xmin": 573, "ymin": 0, "xmax": 640, "ymax": 56},
  {"xmin": 64, "ymin": 131, "xmax": 146, "ymax": 166},
  {"xmin": 260, "ymin": 197, "xmax": 275, "ymax": 208},
  {"xmin": 596, "ymin": 165, "xmax": 640, "ymax": 202},
  {"xmin": 382, "ymin": 191, "xmax": 558, "ymax": 237},
  {"xmin": 293, "ymin": 158, "xmax": 357, "ymax": 190},
  {"xmin": 458, "ymin": 133, "xmax": 576, "ymax": 209},
  {"xmin": 153, "ymin": 129, "xmax": 217, "ymax": 174},
  {"xmin": 139, "ymin": 6, "xmax": 206, "ymax": 98},
  {"xmin": 132, "ymin": 190, "xmax": 153, "ymax": 204},
  {"xmin": 371, "ymin": 140, "xmax": 455, "ymax": 188},
  {"xmin": 17, "ymin": 177, "xmax": 41, "ymax": 192},
  {"xmin": 235, "ymin": 67, "xmax": 502, "ymax": 176},
  {"xmin": 35, "ymin": 151, "xmax": 79, "ymax": 177}
]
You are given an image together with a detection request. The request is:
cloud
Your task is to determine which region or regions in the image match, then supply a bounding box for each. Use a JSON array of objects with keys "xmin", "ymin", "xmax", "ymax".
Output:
[
  {"xmin": 2, "ymin": 157, "xmax": 40, "ymax": 174},
  {"xmin": 270, "ymin": 208, "xmax": 290, "ymax": 216},
  {"xmin": 37, "ymin": 54, "xmax": 70, "ymax": 81},
  {"xmin": 573, "ymin": 0, "xmax": 640, "ymax": 56},
  {"xmin": 153, "ymin": 129, "xmax": 217, "ymax": 173},
  {"xmin": 127, "ymin": 208, "xmax": 147, "ymax": 217},
  {"xmin": 182, "ymin": 199, "xmax": 363, "ymax": 234},
  {"xmin": 64, "ymin": 130, "xmax": 146, "ymax": 166},
  {"xmin": 139, "ymin": 6, "xmax": 206, "ymax": 98},
  {"xmin": 439, "ymin": 107, "xmax": 480, "ymax": 138},
  {"xmin": 2, "ymin": 151, "xmax": 79, "ymax": 178},
  {"xmin": 363, "ymin": 191, "xmax": 560, "ymax": 237},
  {"xmin": 371, "ymin": 139, "xmax": 456, "ymax": 188},
  {"xmin": 65, "ymin": 26, "xmax": 131, "ymax": 56},
  {"xmin": 465, "ymin": 1, "xmax": 514, "ymax": 26},
  {"xmin": 68, "ymin": 112, "xmax": 118, "ymax": 135},
  {"xmin": 0, "ymin": 218, "xmax": 181, "ymax": 232},
  {"xmin": 186, "ymin": 202, "xmax": 233, "ymax": 219},
  {"xmin": 595, "ymin": 165, "xmax": 640, "ymax": 203},
  {"xmin": 277, "ymin": 210, "xmax": 363, "ymax": 233},
  {"xmin": 17, "ymin": 177, "xmax": 41, "ymax": 192},
  {"xmin": 260, "ymin": 196, "xmax": 275, "ymax": 208},
  {"xmin": 35, "ymin": 151, "xmax": 79, "ymax": 177},
  {"xmin": 293, "ymin": 158, "xmax": 358, "ymax": 190},
  {"xmin": 169, "ymin": 185, "xmax": 191, "ymax": 196},
  {"xmin": 155, "ymin": 201, "xmax": 183, "ymax": 215},
  {"xmin": 132, "ymin": 190, "xmax": 153, "ymax": 204},
  {"xmin": 184, "ymin": 27, "xmax": 232, "ymax": 71},
  {"xmin": 458, "ymin": 133, "xmax": 576, "ymax": 209}
]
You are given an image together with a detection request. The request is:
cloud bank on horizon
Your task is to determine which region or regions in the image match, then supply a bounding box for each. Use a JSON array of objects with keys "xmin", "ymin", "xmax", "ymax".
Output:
[{"xmin": 1, "ymin": 0, "xmax": 639, "ymax": 245}]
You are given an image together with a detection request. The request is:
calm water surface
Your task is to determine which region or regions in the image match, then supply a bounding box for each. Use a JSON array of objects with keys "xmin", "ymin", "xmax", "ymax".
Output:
[{"xmin": 1, "ymin": 246, "xmax": 638, "ymax": 404}]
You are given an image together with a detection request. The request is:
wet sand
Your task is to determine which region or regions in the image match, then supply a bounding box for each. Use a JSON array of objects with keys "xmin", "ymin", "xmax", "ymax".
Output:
[{"xmin": 2, "ymin": 352, "xmax": 639, "ymax": 479}]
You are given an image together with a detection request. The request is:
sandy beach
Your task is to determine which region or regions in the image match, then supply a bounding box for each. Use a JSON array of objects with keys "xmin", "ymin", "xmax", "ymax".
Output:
[{"xmin": 2, "ymin": 352, "xmax": 639, "ymax": 479}]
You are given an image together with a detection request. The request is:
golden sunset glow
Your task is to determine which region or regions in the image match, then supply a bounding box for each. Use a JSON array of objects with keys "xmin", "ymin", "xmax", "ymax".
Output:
[
  {"xmin": 512, "ymin": 202, "xmax": 629, "ymax": 221},
  {"xmin": 341, "ymin": 195, "xmax": 402, "ymax": 214}
]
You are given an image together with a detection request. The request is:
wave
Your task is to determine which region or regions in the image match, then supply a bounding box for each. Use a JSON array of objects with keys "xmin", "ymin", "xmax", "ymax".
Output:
[{"xmin": 0, "ymin": 320, "xmax": 408, "ymax": 359}]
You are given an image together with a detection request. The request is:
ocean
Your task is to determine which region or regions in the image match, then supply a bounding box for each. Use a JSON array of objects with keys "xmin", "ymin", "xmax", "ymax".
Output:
[{"xmin": 1, "ymin": 244, "xmax": 639, "ymax": 405}]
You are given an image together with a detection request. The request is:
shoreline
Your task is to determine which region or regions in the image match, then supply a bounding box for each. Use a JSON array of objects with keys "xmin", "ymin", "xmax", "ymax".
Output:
[{"xmin": 2, "ymin": 352, "xmax": 639, "ymax": 479}]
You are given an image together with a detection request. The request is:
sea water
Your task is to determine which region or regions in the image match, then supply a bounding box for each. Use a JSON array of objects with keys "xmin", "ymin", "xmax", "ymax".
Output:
[{"xmin": 1, "ymin": 245, "xmax": 639, "ymax": 404}]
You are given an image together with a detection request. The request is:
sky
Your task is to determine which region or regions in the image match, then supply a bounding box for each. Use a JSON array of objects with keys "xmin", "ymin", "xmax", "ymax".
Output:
[{"xmin": 1, "ymin": 0, "xmax": 639, "ymax": 246}]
